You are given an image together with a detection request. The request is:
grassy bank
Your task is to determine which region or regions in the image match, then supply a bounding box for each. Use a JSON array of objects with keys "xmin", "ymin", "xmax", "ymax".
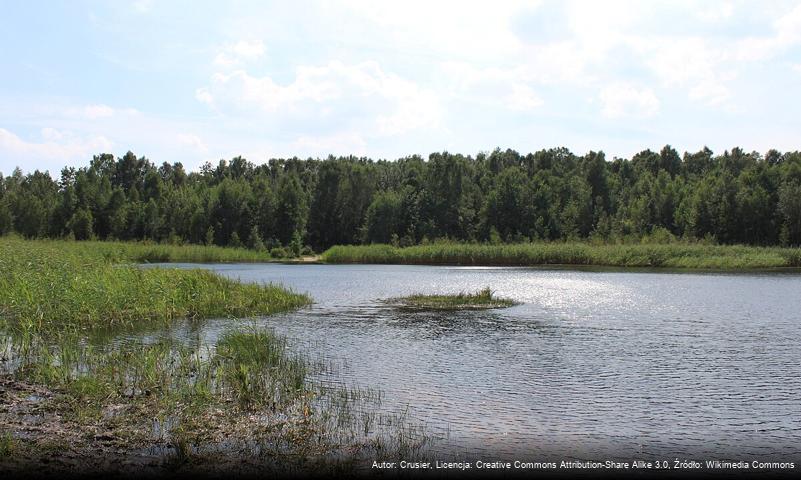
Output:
[
  {"xmin": 391, "ymin": 287, "xmax": 517, "ymax": 311},
  {"xmin": 0, "ymin": 237, "xmax": 310, "ymax": 333},
  {"xmin": 32, "ymin": 237, "xmax": 274, "ymax": 264},
  {"xmin": 322, "ymin": 242, "xmax": 801, "ymax": 269},
  {"xmin": 1, "ymin": 238, "xmax": 430, "ymax": 474}
]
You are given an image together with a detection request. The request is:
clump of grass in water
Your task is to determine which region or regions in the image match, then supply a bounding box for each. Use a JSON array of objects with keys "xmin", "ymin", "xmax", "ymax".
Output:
[
  {"xmin": 392, "ymin": 287, "xmax": 517, "ymax": 311},
  {"xmin": 0, "ymin": 430, "xmax": 15, "ymax": 457},
  {"xmin": 216, "ymin": 330, "xmax": 308, "ymax": 409},
  {"xmin": 2, "ymin": 325, "xmax": 435, "ymax": 473}
]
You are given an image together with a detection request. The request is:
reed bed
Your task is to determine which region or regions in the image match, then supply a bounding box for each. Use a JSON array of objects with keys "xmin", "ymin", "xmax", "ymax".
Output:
[
  {"xmin": 391, "ymin": 287, "xmax": 517, "ymax": 311},
  {"xmin": 17, "ymin": 237, "xmax": 274, "ymax": 264},
  {"xmin": 321, "ymin": 242, "xmax": 801, "ymax": 269},
  {"xmin": 0, "ymin": 237, "xmax": 431, "ymax": 474},
  {"xmin": 0, "ymin": 237, "xmax": 309, "ymax": 333}
]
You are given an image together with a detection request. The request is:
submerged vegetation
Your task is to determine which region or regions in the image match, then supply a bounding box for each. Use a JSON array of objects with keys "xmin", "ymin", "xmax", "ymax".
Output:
[
  {"xmin": 0, "ymin": 238, "xmax": 429, "ymax": 475},
  {"xmin": 322, "ymin": 242, "xmax": 801, "ymax": 270},
  {"xmin": 392, "ymin": 287, "xmax": 517, "ymax": 311}
]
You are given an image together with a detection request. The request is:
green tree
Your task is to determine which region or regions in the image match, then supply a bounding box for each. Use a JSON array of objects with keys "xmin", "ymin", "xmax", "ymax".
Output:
[
  {"xmin": 778, "ymin": 181, "xmax": 801, "ymax": 245},
  {"xmin": 363, "ymin": 191, "xmax": 402, "ymax": 244},
  {"xmin": 247, "ymin": 225, "xmax": 265, "ymax": 251},
  {"xmin": 275, "ymin": 174, "xmax": 308, "ymax": 245},
  {"xmin": 67, "ymin": 208, "xmax": 94, "ymax": 240},
  {"xmin": 0, "ymin": 198, "xmax": 12, "ymax": 235}
]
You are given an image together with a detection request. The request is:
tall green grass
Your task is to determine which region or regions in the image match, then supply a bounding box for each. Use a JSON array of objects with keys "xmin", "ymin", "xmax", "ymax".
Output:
[
  {"xmin": 18, "ymin": 237, "xmax": 274, "ymax": 264},
  {"xmin": 1, "ymin": 237, "xmax": 431, "ymax": 474},
  {"xmin": 0, "ymin": 237, "xmax": 310, "ymax": 333},
  {"xmin": 322, "ymin": 242, "xmax": 801, "ymax": 269},
  {"xmin": 393, "ymin": 287, "xmax": 517, "ymax": 311}
]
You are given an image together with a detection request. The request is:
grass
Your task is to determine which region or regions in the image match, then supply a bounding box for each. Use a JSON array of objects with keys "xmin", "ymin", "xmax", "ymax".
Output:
[
  {"xmin": 0, "ymin": 430, "xmax": 14, "ymax": 457},
  {"xmin": 216, "ymin": 330, "xmax": 308, "ymax": 408},
  {"xmin": 321, "ymin": 242, "xmax": 801, "ymax": 270},
  {"xmin": 27, "ymin": 237, "xmax": 275, "ymax": 264},
  {"xmin": 0, "ymin": 237, "xmax": 310, "ymax": 334},
  {"xmin": 3, "ymin": 327, "xmax": 432, "ymax": 474},
  {"xmin": 0, "ymin": 237, "xmax": 433, "ymax": 474},
  {"xmin": 391, "ymin": 287, "xmax": 517, "ymax": 311}
]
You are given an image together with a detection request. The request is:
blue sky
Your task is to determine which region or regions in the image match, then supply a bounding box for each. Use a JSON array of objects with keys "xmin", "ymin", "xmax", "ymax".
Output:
[{"xmin": 1, "ymin": 0, "xmax": 800, "ymax": 174}]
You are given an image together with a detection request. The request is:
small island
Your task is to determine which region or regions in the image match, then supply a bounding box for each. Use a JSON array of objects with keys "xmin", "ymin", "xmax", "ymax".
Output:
[{"xmin": 390, "ymin": 287, "xmax": 518, "ymax": 311}]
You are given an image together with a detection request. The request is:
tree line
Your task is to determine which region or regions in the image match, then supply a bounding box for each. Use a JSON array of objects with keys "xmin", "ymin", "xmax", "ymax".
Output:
[{"xmin": 1, "ymin": 146, "xmax": 800, "ymax": 254}]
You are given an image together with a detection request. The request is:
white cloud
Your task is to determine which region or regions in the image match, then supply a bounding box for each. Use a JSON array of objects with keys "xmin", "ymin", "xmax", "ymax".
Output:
[
  {"xmin": 439, "ymin": 63, "xmax": 544, "ymax": 111},
  {"xmin": 213, "ymin": 40, "xmax": 266, "ymax": 67},
  {"xmin": 0, "ymin": 101, "xmax": 218, "ymax": 173},
  {"xmin": 640, "ymin": 37, "xmax": 733, "ymax": 105},
  {"xmin": 697, "ymin": 1, "xmax": 734, "ymax": 22},
  {"xmin": 197, "ymin": 60, "xmax": 442, "ymax": 135},
  {"xmin": 195, "ymin": 88, "xmax": 214, "ymax": 106},
  {"xmin": 337, "ymin": 0, "xmax": 528, "ymax": 59},
  {"xmin": 41, "ymin": 127, "xmax": 64, "ymax": 141},
  {"xmin": 0, "ymin": 127, "xmax": 113, "ymax": 164},
  {"xmin": 688, "ymin": 80, "xmax": 730, "ymax": 106},
  {"xmin": 59, "ymin": 104, "xmax": 117, "ymax": 120},
  {"xmin": 132, "ymin": 0, "xmax": 153, "ymax": 14},
  {"xmin": 736, "ymin": 4, "xmax": 801, "ymax": 61},
  {"xmin": 177, "ymin": 133, "xmax": 208, "ymax": 153},
  {"xmin": 82, "ymin": 104, "xmax": 115, "ymax": 119},
  {"xmin": 599, "ymin": 84, "xmax": 660, "ymax": 119},
  {"xmin": 506, "ymin": 84, "xmax": 543, "ymax": 111},
  {"xmin": 291, "ymin": 132, "xmax": 367, "ymax": 156}
]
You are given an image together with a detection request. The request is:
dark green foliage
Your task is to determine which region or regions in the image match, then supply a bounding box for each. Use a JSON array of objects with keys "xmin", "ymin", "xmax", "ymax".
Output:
[
  {"xmin": 363, "ymin": 191, "xmax": 402, "ymax": 244},
  {"xmin": 246, "ymin": 225, "xmax": 265, "ymax": 251},
  {"xmin": 0, "ymin": 198, "xmax": 12, "ymax": 235},
  {"xmin": 3, "ymin": 145, "xmax": 801, "ymax": 249},
  {"xmin": 778, "ymin": 181, "xmax": 801, "ymax": 246},
  {"xmin": 67, "ymin": 208, "xmax": 94, "ymax": 240}
]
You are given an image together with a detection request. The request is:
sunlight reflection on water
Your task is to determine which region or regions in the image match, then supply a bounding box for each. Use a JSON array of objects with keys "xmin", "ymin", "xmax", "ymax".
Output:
[{"xmin": 133, "ymin": 263, "xmax": 801, "ymax": 460}]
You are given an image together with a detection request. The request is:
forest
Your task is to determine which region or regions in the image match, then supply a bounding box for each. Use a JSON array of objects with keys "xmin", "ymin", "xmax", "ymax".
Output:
[{"xmin": 1, "ymin": 145, "xmax": 801, "ymax": 255}]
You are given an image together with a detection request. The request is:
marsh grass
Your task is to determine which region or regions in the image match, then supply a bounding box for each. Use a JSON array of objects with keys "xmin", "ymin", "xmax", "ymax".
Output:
[
  {"xmin": 18, "ymin": 237, "xmax": 275, "ymax": 264},
  {"xmin": 0, "ymin": 238, "xmax": 432, "ymax": 473},
  {"xmin": 392, "ymin": 287, "xmax": 517, "ymax": 311},
  {"xmin": 216, "ymin": 330, "xmax": 308, "ymax": 408},
  {"xmin": 322, "ymin": 242, "xmax": 801, "ymax": 269},
  {"xmin": 0, "ymin": 430, "xmax": 15, "ymax": 457},
  {"xmin": 3, "ymin": 326, "xmax": 433, "ymax": 471},
  {"xmin": 0, "ymin": 237, "xmax": 310, "ymax": 334}
]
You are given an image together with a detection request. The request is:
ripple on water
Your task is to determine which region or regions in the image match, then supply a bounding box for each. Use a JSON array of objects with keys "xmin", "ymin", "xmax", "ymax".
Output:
[{"xmin": 142, "ymin": 263, "xmax": 801, "ymax": 460}]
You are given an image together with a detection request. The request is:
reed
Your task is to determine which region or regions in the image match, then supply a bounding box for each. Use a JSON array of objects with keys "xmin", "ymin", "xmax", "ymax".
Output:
[
  {"xmin": 392, "ymin": 287, "xmax": 517, "ymax": 311},
  {"xmin": 7, "ymin": 237, "xmax": 274, "ymax": 264},
  {"xmin": 321, "ymin": 242, "xmax": 801, "ymax": 270},
  {"xmin": 0, "ymin": 237, "xmax": 432, "ymax": 474},
  {"xmin": 0, "ymin": 237, "xmax": 310, "ymax": 334}
]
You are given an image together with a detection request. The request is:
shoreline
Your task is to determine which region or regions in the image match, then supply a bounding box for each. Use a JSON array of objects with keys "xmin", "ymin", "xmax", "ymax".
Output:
[{"xmin": 320, "ymin": 243, "xmax": 801, "ymax": 271}]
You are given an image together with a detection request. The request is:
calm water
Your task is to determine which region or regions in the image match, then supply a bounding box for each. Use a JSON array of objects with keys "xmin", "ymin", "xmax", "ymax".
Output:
[{"xmin": 149, "ymin": 263, "xmax": 801, "ymax": 461}]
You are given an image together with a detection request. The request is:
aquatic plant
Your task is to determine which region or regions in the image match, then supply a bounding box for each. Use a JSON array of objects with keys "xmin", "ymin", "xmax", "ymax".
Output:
[
  {"xmin": 321, "ymin": 242, "xmax": 801, "ymax": 270},
  {"xmin": 0, "ymin": 237, "xmax": 310, "ymax": 334},
  {"xmin": 391, "ymin": 287, "xmax": 517, "ymax": 311},
  {"xmin": 0, "ymin": 237, "xmax": 433, "ymax": 474}
]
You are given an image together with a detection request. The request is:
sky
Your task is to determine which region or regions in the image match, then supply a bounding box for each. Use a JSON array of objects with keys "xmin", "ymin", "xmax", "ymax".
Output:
[{"xmin": 1, "ymin": 0, "xmax": 800, "ymax": 174}]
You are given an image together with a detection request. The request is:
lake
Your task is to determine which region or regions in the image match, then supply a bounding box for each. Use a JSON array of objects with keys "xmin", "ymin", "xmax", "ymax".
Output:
[{"xmin": 146, "ymin": 263, "xmax": 801, "ymax": 462}]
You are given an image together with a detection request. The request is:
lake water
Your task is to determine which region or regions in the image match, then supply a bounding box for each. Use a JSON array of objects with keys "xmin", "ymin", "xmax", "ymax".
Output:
[{"xmin": 149, "ymin": 263, "xmax": 801, "ymax": 462}]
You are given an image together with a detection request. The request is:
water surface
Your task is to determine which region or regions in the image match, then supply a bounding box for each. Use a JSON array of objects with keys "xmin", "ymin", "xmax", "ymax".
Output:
[{"xmin": 148, "ymin": 263, "xmax": 801, "ymax": 461}]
